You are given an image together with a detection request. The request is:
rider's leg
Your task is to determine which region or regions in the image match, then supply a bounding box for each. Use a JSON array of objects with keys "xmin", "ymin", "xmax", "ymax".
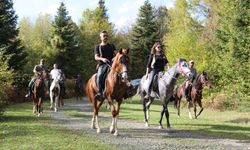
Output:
[
  {"xmin": 144, "ymin": 70, "xmax": 156, "ymax": 99},
  {"xmin": 25, "ymin": 76, "xmax": 36, "ymax": 97},
  {"xmin": 95, "ymin": 65, "xmax": 106, "ymax": 100}
]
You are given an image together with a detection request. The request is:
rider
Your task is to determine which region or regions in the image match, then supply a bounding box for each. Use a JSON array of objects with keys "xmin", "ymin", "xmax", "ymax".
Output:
[
  {"xmin": 50, "ymin": 63, "xmax": 61, "ymax": 81},
  {"xmin": 59, "ymin": 69, "xmax": 66, "ymax": 95},
  {"xmin": 94, "ymin": 30, "xmax": 116, "ymax": 100},
  {"xmin": 25, "ymin": 59, "xmax": 46, "ymax": 98},
  {"xmin": 144, "ymin": 42, "xmax": 169, "ymax": 99},
  {"xmin": 185, "ymin": 60, "xmax": 197, "ymax": 100},
  {"xmin": 75, "ymin": 74, "xmax": 83, "ymax": 89}
]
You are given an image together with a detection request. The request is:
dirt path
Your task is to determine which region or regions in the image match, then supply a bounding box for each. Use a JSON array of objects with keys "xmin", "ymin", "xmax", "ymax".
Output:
[{"xmin": 48, "ymin": 98, "xmax": 250, "ymax": 150}]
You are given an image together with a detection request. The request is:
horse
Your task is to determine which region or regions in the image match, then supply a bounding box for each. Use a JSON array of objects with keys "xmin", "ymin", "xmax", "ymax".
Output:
[
  {"xmin": 32, "ymin": 70, "xmax": 49, "ymax": 117},
  {"xmin": 75, "ymin": 80, "xmax": 84, "ymax": 101},
  {"xmin": 49, "ymin": 74, "xmax": 61, "ymax": 112},
  {"xmin": 174, "ymin": 71, "xmax": 212, "ymax": 119},
  {"xmin": 85, "ymin": 48, "xmax": 130, "ymax": 135},
  {"xmin": 138, "ymin": 58, "xmax": 193, "ymax": 129}
]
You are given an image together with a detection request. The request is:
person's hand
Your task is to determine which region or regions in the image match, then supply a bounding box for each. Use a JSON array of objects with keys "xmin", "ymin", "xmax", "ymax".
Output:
[{"xmin": 102, "ymin": 58, "xmax": 110, "ymax": 63}]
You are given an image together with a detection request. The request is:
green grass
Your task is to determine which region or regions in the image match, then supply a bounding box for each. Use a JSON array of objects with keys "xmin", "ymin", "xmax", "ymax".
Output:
[
  {"xmin": 0, "ymin": 102, "xmax": 115, "ymax": 150},
  {"xmin": 118, "ymin": 98, "xmax": 250, "ymax": 140}
]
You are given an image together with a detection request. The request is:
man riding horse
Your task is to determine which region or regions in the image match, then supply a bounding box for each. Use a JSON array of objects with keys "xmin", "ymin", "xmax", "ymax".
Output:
[
  {"xmin": 94, "ymin": 30, "xmax": 116, "ymax": 100},
  {"xmin": 25, "ymin": 59, "xmax": 46, "ymax": 98},
  {"xmin": 185, "ymin": 60, "xmax": 197, "ymax": 101}
]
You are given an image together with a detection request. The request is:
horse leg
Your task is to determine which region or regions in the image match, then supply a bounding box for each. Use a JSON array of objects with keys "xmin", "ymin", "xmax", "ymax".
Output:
[
  {"xmin": 92, "ymin": 100, "xmax": 103, "ymax": 133},
  {"xmin": 111, "ymin": 99, "xmax": 122, "ymax": 136},
  {"xmin": 37, "ymin": 98, "xmax": 42, "ymax": 117},
  {"xmin": 49, "ymin": 92, "xmax": 53, "ymax": 110},
  {"xmin": 164, "ymin": 105, "xmax": 171, "ymax": 129},
  {"xmin": 158, "ymin": 106, "xmax": 165, "ymax": 129},
  {"xmin": 142, "ymin": 98, "xmax": 150, "ymax": 127},
  {"xmin": 54, "ymin": 95, "xmax": 59, "ymax": 112},
  {"xmin": 177, "ymin": 97, "xmax": 181, "ymax": 118},
  {"xmin": 196, "ymin": 100, "xmax": 203, "ymax": 118},
  {"xmin": 194, "ymin": 100, "xmax": 197, "ymax": 119},
  {"xmin": 188, "ymin": 101, "xmax": 192, "ymax": 119}
]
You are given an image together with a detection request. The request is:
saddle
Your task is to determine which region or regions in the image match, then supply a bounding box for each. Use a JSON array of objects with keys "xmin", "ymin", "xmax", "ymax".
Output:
[{"xmin": 152, "ymin": 72, "xmax": 164, "ymax": 92}]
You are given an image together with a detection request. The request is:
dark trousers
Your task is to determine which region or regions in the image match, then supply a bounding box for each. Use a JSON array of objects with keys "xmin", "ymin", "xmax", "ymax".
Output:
[
  {"xmin": 147, "ymin": 69, "xmax": 161, "ymax": 94},
  {"xmin": 96, "ymin": 64, "xmax": 109, "ymax": 94}
]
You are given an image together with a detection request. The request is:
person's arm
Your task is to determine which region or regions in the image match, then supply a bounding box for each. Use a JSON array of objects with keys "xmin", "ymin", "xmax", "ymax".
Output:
[
  {"xmin": 145, "ymin": 54, "xmax": 153, "ymax": 78},
  {"xmin": 163, "ymin": 55, "xmax": 170, "ymax": 70},
  {"xmin": 33, "ymin": 65, "xmax": 37, "ymax": 74}
]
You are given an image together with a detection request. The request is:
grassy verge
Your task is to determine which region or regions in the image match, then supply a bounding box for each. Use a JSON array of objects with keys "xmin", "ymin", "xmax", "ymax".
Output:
[
  {"xmin": 119, "ymin": 97, "xmax": 250, "ymax": 140},
  {"xmin": 0, "ymin": 101, "xmax": 115, "ymax": 150}
]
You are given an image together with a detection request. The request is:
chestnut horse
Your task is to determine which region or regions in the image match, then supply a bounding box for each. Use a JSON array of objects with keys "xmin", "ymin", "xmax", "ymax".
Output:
[
  {"xmin": 32, "ymin": 70, "xmax": 49, "ymax": 117},
  {"xmin": 85, "ymin": 48, "xmax": 130, "ymax": 135},
  {"xmin": 174, "ymin": 71, "xmax": 211, "ymax": 119}
]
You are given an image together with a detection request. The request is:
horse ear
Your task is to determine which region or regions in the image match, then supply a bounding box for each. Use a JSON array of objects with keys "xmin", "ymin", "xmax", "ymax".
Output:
[
  {"xmin": 126, "ymin": 48, "xmax": 130, "ymax": 54},
  {"xmin": 119, "ymin": 48, "xmax": 123, "ymax": 54}
]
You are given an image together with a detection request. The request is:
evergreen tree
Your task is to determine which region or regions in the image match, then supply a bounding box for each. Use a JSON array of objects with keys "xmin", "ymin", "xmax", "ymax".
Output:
[
  {"xmin": 130, "ymin": 0, "xmax": 159, "ymax": 78},
  {"xmin": 212, "ymin": 0, "xmax": 249, "ymax": 100},
  {"xmin": 79, "ymin": 2, "xmax": 114, "ymax": 79},
  {"xmin": 155, "ymin": 6, "xmax": 169, "ymax": 43},
  {"xmin": 0, "ymin": 0, "xmax": 27, "ymax": 71},
  {"xmin": 50, "ymin": 2, "xmax": 80, "ymax": 77},
  {"xmin": 98, "ymin": 0, "xmax": 108, "ymax": 19}
]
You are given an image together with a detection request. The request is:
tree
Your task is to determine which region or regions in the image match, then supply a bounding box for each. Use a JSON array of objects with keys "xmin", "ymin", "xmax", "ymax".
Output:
[
  {"xmin": 163, "ymin": 0, "xmax": 203, "ymax": 69},
  {"xmin": 0, "ymin": 0, "xmax": 27, "ymax": 71},
  {"xmin": 155, "ymin": 6, "xmax": 169, "ymax": 43},
  {"xmin": 50, "ymin": 2, "xmax": 80, "ymax": 77},
  {"xmin": 79, "ymin": 1, "xmax": 114, "ymax": 79},
  {"xmin": 130, "ymin": 0, "xmax": 159, "ymax": 78}
]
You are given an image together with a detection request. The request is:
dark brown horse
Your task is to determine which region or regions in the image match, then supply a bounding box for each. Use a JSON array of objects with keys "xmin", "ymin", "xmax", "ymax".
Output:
[
  {"xmin": 32, "ymin": 70, "xmax": 49, "ymax": 116},
  {"xmin": 85, "ymin": 48, "xmax": 130, "ymax": 135},
  {"xmin": 174, "ymin": 71, "xmax": 211, "ymax": 119}
]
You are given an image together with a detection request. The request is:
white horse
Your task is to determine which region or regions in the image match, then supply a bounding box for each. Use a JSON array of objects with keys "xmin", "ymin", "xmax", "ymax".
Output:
[{"xmin": 50, "ymin": 74, "xmax": 61, "ymax": 112}]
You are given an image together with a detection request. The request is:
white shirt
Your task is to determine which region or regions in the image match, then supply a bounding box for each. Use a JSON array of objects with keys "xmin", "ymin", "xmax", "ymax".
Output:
[{"xmin": 50, "ymin": 68, "xmax": 61, "ymax": 80}]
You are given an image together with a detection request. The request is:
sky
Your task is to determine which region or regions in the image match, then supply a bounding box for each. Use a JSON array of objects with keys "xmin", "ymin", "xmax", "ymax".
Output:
[{"xmin": 13, "ymin": 0, "xmax": 175, "ymax": 30}]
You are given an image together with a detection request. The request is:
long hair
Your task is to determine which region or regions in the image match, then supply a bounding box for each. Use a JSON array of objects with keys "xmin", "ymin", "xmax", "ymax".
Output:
[{"xmin": 150, "ymin": 42, "xmax": 164, "ymax": 54}]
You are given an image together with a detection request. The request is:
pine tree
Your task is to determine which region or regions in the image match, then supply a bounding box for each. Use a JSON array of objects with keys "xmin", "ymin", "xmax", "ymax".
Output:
[
  {"xmin": 130, "ymin": 0, "xmax": 159, "ymax": 78},
  {"xmin": 0, "ymin": 0, "xmax": 27, "ymax": 71},
  {"xmin": 98, "ymin": 0, "xmax": 108, "ymax": 19},
  {"xmin": 50, "ymin": 2, "xmax": 80, "ymax": 77}
]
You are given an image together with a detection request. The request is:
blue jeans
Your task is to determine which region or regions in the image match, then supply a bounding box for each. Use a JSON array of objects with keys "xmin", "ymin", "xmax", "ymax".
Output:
[{"xmin": 96, "ymin": 64, "xmax": 109, "ymax": 95}]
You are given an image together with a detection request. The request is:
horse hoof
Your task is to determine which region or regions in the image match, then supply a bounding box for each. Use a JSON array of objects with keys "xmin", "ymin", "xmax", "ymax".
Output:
[
  {"xmin": 145, "ymin": 122, "xmax": 149, "ymax": 127},
  {"xmin": 97, "ymin": 128, "xmax": 101, "ymax": 133},
  {"xmin": 110, "ymin": 126, "xmax": 115, "ymax": 134},
  {"xmin": 37, "ymin": 113, "xmax": 41, "ymax": 117},
  {"xmin": 113, "ymin": 131, "xmax": 119, "ymax": 136},
  {"xmin": 158, "ymin": 126, "xmax": 163, "ymax": 129},
  {"xmin": 54, "ymin": 108, "xmax": 57, "ymax": 112}
]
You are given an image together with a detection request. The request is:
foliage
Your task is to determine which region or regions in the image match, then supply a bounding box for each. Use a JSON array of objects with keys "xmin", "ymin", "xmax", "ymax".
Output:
[
  {"xmin": 50, "ymin": 2, "xmax": 81, "ymax": 77},
  {"xmin": 163, "ymin": 0, "xmax": 203, "ymax": 68},
  {"xmin": 130, "ymin": 0, "xmax": 159, "ymax": 78},
  {"xmin": 79, "ymin": 1, "xmax": 115, "ymax": 79},
  {"xmin": 0, "ymin": 55, "xmax": 13, "ymax": 115},
  {"xmin": 0, "ymin": 0, "xmax": 27, "ymax": 71}
]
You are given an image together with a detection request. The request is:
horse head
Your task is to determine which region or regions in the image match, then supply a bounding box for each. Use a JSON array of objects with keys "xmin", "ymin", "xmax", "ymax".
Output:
[
  {"xmin": 200, "ymin": 71, "xmax": 212, "ymax": 88},
  {"xmin": 112, "ymin": 48, "xmax": 130, "ymax": 82},
  {"xmin": 176, "ymin": 58, "xmax": 192, "ymax": 79}
]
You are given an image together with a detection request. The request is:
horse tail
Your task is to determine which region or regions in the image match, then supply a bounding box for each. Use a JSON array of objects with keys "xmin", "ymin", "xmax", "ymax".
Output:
[{"xmin": 172, "ymin": 85, "xmax": 179, "ymax": 108}]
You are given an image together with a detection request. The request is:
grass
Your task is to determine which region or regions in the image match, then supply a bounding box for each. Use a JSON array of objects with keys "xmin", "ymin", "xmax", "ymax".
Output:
[
  {"xmin": 0, "ymin": 101, "xmax": 115, "ymax": 150},
  {"xmin": 118, "ymin": 97, "xmax": 250, "ymax": 140}
]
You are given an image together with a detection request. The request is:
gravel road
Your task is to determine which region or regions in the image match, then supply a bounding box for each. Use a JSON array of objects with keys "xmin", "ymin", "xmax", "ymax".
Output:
[{"xmin": 48, "ymin": 98, "xmax": 250, "ymax": 150}]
